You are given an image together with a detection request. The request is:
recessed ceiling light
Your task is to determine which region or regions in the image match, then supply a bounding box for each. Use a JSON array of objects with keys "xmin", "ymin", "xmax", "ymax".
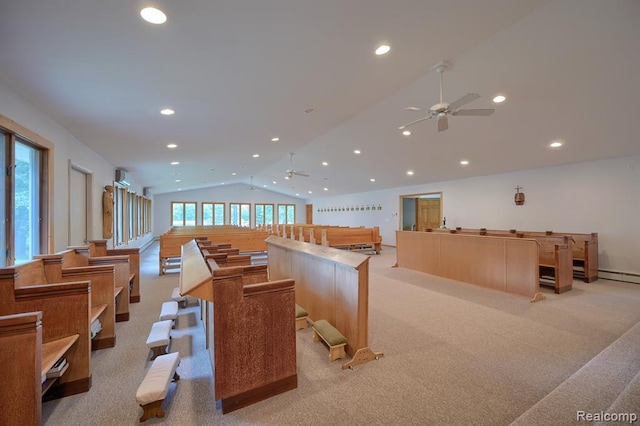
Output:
[
  {"xmin": 323, "ymin": 188, "xmax": 328, "ymax": 191},
  {"xmin": 549, "ymin": 140, "xmax": 563, "ymax": 148},
  {"xmin": 354, "ymin": 150, "xmax": 361, "ymax": 154},
  {"xmin": 252, "ymin": 154, "xmax": 259, "ymax": 158},
  {"xmin": 272, "ymin": 181, "xmax": 277, "ymax": 184},
  {"xmin": 493, "ymin": 95, "xmax": 506, "ymax": 103},
  {"xmin": 140, "ymin": 7, "xmax": 167, "ymax": 24},
  {"xmin": 407, "ymin": 170, "xmax": 414, "ymax": 175},
  {"xmin": 166, "ymin": 143, "xmax": 177, "ymax": 149},
  {"xmin": 160, "ymin": 108, "xmax": 175, "ymax": 115},
  {"xmin": 402, "ymin": 130, "xmax": 411, "ymax": 136},
  {"xmin": 322, "ymin": 161, "xmax": 328, "ymax": 166},
  {"xmin": 271, "ymin": 137, "xmax": 280, "ymax": 142},
  {"xmin": 285, "ymin": 176, "xmax": 290, "ymax": 180},
  {"xmin": 375, "ymin": 44, "xmax": 391, "ymax": 55},
  {"xmin": 308, "ymin": 191, "xmax": 313, "ymax": 194},
  {"xmin": 370, "ymin": 178, "xmax": 376, "ymax": 182},
  {"xmin": 232, "ymin": 172, "xmax": 237, "ymax": 176},
  {"xmin": 175, "ymin": 179, "xmax": 181, "ymax": 183},
  {"xmin": 460, "ymin": 160, "xmax": 469, "ymax": 166},
  {"xmin": 170, "ymin": 161, "xmax": 179, "ymax": 165}
]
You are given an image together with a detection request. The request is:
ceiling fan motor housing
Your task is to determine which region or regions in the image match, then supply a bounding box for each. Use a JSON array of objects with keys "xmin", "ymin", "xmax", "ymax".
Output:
[{"xmin": 431, "ymin": 102, "xmax": 449, "ymax": 113}]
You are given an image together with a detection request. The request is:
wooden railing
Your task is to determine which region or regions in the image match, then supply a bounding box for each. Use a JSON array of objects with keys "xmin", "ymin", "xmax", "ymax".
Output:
[{"xmin": 396, "ymin": 230, "xmax": 544, "ymax": 301}]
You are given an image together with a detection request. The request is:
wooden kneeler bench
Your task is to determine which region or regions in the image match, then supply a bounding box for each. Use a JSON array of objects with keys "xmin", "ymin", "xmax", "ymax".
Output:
[
  {"xmin": 159, "ymin": 301, "xmax": 179, "ymax": 327},
  {"xmin": 312, "ymin": 319, "xmax": 347, "ymax": 362},
  {"xmin": 295, "ymin": 304, "xmax": 309, "ymax": 330},
  {"xmin": 136, "ymin": 352, "xmax": 180, "ymax": 422},
  {"xmin": 146, "ymin": 320, "xmax": 173, "ymax": 360}
]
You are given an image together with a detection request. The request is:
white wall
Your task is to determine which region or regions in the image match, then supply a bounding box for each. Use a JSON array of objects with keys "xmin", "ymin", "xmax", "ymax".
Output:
[
  {"xmin": 0, "ymin": 82, "xmax": 153, "ymax": 251},
  {"xmin": 312, "ymin": 156, "xmax": 640, "ymax": 275},
  {"xmin": 153, "ymin": 184, "xmax": 307, "ymax": 236}
]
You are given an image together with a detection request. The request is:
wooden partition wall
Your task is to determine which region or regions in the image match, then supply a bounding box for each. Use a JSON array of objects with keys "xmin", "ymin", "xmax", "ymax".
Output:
[
  {"xmin": 266, "ymin": 236, "xmax": 383, "ymax": 369},
  {"xmin": 396, "ymin": 230, "xmax": 543, "ymax": 301},
  {"xmin": 179, "ymin": 239, "xmax": 297, "ymax": 413}
]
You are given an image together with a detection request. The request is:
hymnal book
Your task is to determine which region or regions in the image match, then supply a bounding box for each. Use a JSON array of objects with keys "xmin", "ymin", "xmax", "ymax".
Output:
[{"xmin": 46, "ymin": 361, "xmax": 69, "ymax": 379}]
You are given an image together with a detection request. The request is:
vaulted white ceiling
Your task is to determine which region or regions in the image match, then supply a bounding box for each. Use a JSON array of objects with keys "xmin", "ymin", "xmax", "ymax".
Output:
[{"xmin": 1, "ymin": 0, "xmax": 638, "ymax": 197}]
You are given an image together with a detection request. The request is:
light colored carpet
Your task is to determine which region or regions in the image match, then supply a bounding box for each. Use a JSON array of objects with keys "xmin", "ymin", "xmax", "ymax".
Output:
[{"xmin": 42, "ymin": 244, "xmax": 640, "ymax": 425}]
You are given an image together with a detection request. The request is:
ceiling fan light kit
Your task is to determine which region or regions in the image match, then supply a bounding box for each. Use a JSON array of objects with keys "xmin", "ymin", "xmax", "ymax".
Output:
[{"xmin": 398, "ymin": 60, "xmax": 495, "ymax": 132}]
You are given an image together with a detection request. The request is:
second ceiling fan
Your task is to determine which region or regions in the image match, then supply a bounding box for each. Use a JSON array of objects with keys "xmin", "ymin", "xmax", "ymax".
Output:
[
  {"xmin": 285, "ymin": 152, "xmax": 309, "ymax": 179},
  {"xmin": 398, "ymin": 61, "xmax": 494, "ymax": 132}
]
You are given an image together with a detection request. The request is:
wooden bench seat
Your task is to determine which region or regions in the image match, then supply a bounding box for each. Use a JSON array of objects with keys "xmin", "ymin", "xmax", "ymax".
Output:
[
  {"xmin": 146, "ymin": 320, "xmax": 173, "ymax": 360},
  {"xmin": 0, "ymin": 278, "xmax": 93, "ymax": 408},
  {"xmin": 42, "ymin": 334, "xmax": 79, "ymax": 395},
  {"xmin": 135, "ymin": 352, "xmax": 180, "ymax": 422},
  {"xmin": 312, "ymin": 319, "xmax": 347, "ymax": 362},
  {"xmin": 321, "ymin": 227, "xmax": 382, "ymax": 254}
]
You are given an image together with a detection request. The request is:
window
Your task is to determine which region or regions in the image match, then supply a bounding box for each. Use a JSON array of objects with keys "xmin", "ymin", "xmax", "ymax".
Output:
[
  {"xmin": 255, "ymin": 203, "xmax": 274, "ymax": 227},
  {"xmin": 278, "ymin": 204, "xmax": 296, "ymax": 225},
  {"xmin": 1, "ymin": 116, "xmax": 51, "ymax": 266},
  {"xmin": 202, "ymin": 202, "xmax": 225, "ymax": 225},
  {"xmin": 171, "ymin": 202, "xmax": 197, "ymax": 226},
  {"xmin": 115, "ymin": 185, "xmax": 126, "ymax": 245},
  {"xmin": 229, "ymin": 203, "xmax": 251, "ymax": 227}
]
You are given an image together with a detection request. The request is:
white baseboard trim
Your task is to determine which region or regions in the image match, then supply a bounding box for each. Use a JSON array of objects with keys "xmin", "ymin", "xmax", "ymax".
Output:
[{"xmin": 598, "ymin": 270, "xmax": 640, "ymax": 285}]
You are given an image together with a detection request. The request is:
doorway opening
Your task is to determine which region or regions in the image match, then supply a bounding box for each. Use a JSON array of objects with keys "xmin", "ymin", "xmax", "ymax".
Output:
[{"xmin": 399, "ymin": 192, "xmax": 442, "ymax": 232}]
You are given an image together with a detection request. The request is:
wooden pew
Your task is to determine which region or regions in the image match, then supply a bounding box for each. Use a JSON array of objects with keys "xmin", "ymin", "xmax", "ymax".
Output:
[
  {"xmin": 536, "ymin": 231, "xmax": 598, "ymax": 283},
  {"xmin": 429, "ymin": 229, "xmax": 573, "ymax": 294},
  {"xmin": 0, "ymin": 272, "xmax": 92, "ymax": 407},
  {"xmin": 321, "ymin": 226, "xmax": 382, "ymax": 254},
  {"xmin": 450, "ymin": 228, "xmax": 598, "ymax": 283},
  {"xmin": 159, "ymin": 226, "xmax": 270, "ymax": 274},
  {"xmin": 179, "ymin": 239, "xmax": 297, "ymax": 413},
  {"xmin": 267, "ymin": 236, "xmax": 383, "ymax": 369},
  {"xmin": 22, "ymin": 256, "xmax": 116, "ymax": 350},
  {"xmin": 88, "ymin": 239, "xmax": 142, "ymax": 303},
  {"xmin": 61, "ymin": 247, "xmax": 131, "ymax": 322},
  {"xmin": 0, "ymin": 312, "xmax": 43, "ymax": 426},
  {"xmin": 203, "ymin": 253, "xmax": 252, "ymax": 270},
  {"xmin": 46, "ymin": 248, "xmax": 130, "ymax": 323}
]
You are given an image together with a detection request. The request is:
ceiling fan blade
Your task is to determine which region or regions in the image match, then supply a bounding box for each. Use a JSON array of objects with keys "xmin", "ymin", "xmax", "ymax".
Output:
[
  {"xmin": 452, "ymin": 108, "xmax": 495, "ymax": 116},
  {"xmin": 398, "ymin": 115, "xmax": 432, "ymax": 130},
  {"xmin": 447, "ymin": 93, "xmax": 480, "ymax": 111},
  {"xmin": 293, "ymin": 171, "xmax": 309, "ymax": 177},
  {"xmin": 437, "ymin": 115, "xmax": 448, "ymax": 132}
]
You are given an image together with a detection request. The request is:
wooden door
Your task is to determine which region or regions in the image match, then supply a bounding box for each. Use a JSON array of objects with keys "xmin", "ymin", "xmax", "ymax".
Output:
[
  {"xmin": 417, "ymin": 198, "xmax": 440, "ymax": 231},
  {"xmin": 306, "ymin": 204, "xmax": 313, "ymax": 224}
]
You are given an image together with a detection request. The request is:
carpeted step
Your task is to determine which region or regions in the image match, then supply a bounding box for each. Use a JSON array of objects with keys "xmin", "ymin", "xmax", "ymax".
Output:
[
  {"xmin": 594, "ymin": 369, "xmax": 640, "ymax": 425},
  {"xmin": 511, "ymin": 321, "xmax": 640, "ymax": 426}
]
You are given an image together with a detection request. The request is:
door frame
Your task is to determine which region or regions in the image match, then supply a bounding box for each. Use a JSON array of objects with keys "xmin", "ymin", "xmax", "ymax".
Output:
[{"xmin": 398, "ymin": 191, "xmax": 442, "ymax": 231}]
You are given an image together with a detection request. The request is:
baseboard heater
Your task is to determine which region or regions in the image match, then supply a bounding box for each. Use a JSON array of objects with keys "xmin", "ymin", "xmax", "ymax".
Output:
[{"xmin": 598, "ymin": 269, "xmax": 640, "ymax": 285}]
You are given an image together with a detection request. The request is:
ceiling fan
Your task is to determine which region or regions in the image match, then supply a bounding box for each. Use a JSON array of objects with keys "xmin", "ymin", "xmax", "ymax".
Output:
[
  {"xmin": 245, "ymin": 176, "xmax": 262, "ymax": 191},
  {"xmin": 285, "ymin": 152, "xmax": 309, "ymax": 179},
  {"xmin": 398, "ymin": 61, "xmax": 494, "ymax": 132}
]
